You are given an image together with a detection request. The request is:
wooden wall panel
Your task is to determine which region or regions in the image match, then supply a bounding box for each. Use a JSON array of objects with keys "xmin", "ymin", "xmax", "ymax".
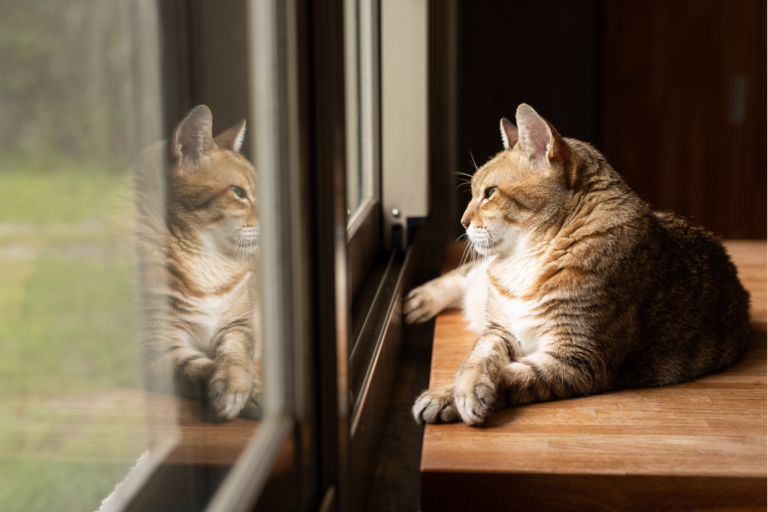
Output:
[{"xmin": 601, "ymin": 0, "xmax": 767, "ymax": 239}]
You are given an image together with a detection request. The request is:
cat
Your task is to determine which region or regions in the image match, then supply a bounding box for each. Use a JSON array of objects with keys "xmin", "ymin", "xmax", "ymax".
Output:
[
  {"xmin": 406, "ymin": 103, "xmax": 751, "ymax": 426},
  {"xmin": 135, "ymin": 105, "xmax": 261, "ymax": 421}
]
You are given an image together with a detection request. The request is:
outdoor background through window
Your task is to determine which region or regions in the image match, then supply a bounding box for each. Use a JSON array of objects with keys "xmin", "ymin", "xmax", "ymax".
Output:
[
  {"xmin": 0, "ymin": 2, "xmax": 265, "ymax": 511},
  {"xmin": 0, "ymin": 2, "xmax": 148, "ymax": 510}
]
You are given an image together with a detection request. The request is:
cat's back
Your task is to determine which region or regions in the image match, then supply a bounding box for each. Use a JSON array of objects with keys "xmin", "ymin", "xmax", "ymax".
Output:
[
  {"xmin": 654, "ymin": 210, "xmax": 750, "ymax": 331},
  {"xmin": 652, "ymin": 210, "xmax": 748, "ymax": 307},
  {"xmin": 615, "ymin": 209, "xmax": 751, "ymax": 387}
]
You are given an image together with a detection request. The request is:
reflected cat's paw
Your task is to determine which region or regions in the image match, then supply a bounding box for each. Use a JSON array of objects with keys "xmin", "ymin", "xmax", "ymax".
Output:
[
  {"xmin": 404, "ymin": 284, "xmax": 442, "ymax": 324},
  {"xmin": 238, "ymin": 378, "xmax": 263, "ymax": 420},
  {"xmin": 208, "ymin": 368, "xmax": 254, "ymax": 421},
  {"xmin": 412, "ymin": 384, "xmax": 460, "ymax": 424},
  {"xmin": 454, "ymin": 365, "xmax": 496, "ymax": 426}
]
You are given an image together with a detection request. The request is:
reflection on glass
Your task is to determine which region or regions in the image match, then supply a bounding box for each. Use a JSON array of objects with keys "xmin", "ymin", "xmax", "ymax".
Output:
[{"xmin": 137, "ymin": 105, "xmax": 262, "ymax": 422}]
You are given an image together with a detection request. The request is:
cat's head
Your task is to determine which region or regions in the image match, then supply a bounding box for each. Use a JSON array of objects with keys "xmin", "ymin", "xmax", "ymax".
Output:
[
  {"xmin": 462, "ymin": 104, "xmax": 578, "ymax": 257},
  {"xmin": 167, "ymin": 105, "xmax": 258, "ymax": 260}
]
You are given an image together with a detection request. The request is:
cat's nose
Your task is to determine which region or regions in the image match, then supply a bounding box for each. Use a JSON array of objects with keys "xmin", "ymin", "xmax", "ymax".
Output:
[{"xmin": 461, "ymin": 219, "xmax": 470, "ymax": 230}]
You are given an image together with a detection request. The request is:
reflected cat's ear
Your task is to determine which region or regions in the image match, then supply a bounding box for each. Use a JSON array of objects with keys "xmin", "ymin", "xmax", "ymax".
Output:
[
  {"xmin": 214, "ymin": 119, "xmax": 247, "ymax": 153},
  {"xmin": 515, "ymin": 104, "xmax": 569, "ymax": 174},
  {"xmin": 500, "ymin": 117, "xmax": 518, "ymax": 150},
  {"xmin": 172, "ymin": 105, "xmax": 215, "ymax": 168}
]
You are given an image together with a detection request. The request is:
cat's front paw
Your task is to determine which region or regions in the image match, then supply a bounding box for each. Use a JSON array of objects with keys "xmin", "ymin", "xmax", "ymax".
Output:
[
  {"xmin": 208, "ymin": 367, "xmax": 255, "ymax": 421},
  {"xmin": 404, "ymin": 284, "xmax": 442, "ymax": 324},
  {"xmin": 238, "ymin": 378, "xmax": 263, "ymax": 420},
  {"xmin": 454, "ymin": 365, "xmax": 497, "ymax": 426},
  {"xmin": 412, "ymin": 384, "xmax": 460, "ymax": 424}
]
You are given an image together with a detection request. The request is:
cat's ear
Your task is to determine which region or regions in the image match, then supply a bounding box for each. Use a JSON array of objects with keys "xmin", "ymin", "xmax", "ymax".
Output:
[
  {"xmin": 214, "ymin": 119, "xmax": 247, "ymax": 153},
  {"xmin": 172, "ymin": 105, "xmax": 216, "ymax": 167},
  {"xmin": 515, "ymin": 104, "xmax": 569, "ymax": 173},
  {"xmin": 500, "ymin": 117, "xmax": 518, "ymax": 150}
]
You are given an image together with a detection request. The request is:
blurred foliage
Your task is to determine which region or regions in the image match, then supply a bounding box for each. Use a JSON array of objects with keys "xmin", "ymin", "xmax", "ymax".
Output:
[{"xmin": 0, "ymin": 0, "xmax": 133, "ymax": 165}]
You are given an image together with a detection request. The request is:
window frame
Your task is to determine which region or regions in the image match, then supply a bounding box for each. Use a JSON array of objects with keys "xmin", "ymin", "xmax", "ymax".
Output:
[
  {"xmin": 206, "ymin": 0, "xmax": 310, "ymax": 509},
  {"xmin": 122, "ymin": 0, "xmax": 430, "ymax": 509},
  {"xmin": 124, "ymin": 0, "xmax": 327, "ymax": 510},
  {"xmin": 346, "ymin": 0, "xmax": 382, "ymax": 304},
  {"xmin": 340, "ymin": 2, "xmax": 432, "ymax": 511}
]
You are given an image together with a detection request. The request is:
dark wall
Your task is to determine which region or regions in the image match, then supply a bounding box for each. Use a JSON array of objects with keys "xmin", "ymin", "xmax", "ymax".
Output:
[
  {"xmin": 160, "ymin": 0, "xmax": 252, "ymax": 160},
  {"xmin": 455, "ymin": 0, "xmax": 601, "ymax": 232},
  {"xmin": 455, "ymin": 0, "xmax": 766, "ymax": 239},
  {"xmin": 601, "ymin": 0, "xmax": 766, "ymax": 239}
]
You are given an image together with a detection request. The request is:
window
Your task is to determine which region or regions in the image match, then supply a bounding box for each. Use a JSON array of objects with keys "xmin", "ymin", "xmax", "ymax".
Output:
[
  {"xmin": 343, "ymin": 1, "xmax": 430, "ymax": 510},
  {"xmin": 346, "ymin": 0, "xmax": 382, "ymax": 303},
  {"xmin": 0, "ymin": 1, "xmax": 431, "ymax": 510}
]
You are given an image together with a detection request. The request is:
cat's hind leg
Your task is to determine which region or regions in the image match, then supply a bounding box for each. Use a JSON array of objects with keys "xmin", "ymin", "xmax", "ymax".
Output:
[
  {"xmin": 498, "ymin": 349, "xmax": 602, "ymax": 408},
  {"xmin": 404, "ymin": 263, "xmax": 473, "ymax": 324}
]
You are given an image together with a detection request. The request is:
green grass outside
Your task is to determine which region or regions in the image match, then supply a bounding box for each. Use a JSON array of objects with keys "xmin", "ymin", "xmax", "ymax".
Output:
[
  {"xmin": 0, "ymin": 156, "xmax": 145, "ymax": 512},
  {"xmin": 0, "ymin": 459, "xmax": 134, "ymax": 512},
  {"xmin": 0, "ymin": 157, "xmax": 130, "ymax": 224},
  {"xmin": 0, "ymin": 254, "xmax": 141, "ymax": 394}
]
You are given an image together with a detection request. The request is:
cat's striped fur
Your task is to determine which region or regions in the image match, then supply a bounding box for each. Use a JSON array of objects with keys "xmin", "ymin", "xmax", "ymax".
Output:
[
  {"xmin": 407, "ymin": 104, "xmax": 750, "ymax": 426},
  {"xmin": 136, "ymin": 105, "xmax": 261, "ymax": 420}
]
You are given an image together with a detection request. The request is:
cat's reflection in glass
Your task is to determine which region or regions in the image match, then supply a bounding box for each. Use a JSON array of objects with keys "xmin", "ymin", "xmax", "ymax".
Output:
[{"xmin": 135, "ymin": 105, "xmax": 262, "ymax": 421}]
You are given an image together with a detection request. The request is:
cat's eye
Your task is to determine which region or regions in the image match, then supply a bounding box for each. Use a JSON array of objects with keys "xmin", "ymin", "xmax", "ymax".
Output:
[
  {"xmin": 230, "ymin": 185, "xmax": 246, "ymax": 199},
  {"xmin": 485, "ymin": 186, "xmax": 498, "ymax": 199}
]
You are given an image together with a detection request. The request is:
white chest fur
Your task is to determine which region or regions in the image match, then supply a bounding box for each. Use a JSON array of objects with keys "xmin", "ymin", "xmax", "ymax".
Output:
[
  {"xmin": 184, "ymin": 275, "xmax": 248, "ymax": 354},
  {"xmin": 462, "ymin": 257, "xmax": 493, "ymax": 334},
  {"xmin": 462, "ymin": 249, "xmax": 549, "ymax": 355},
  {"xmin": 496, "ymin": 293, "xmax": 545, "ymax": 355}
]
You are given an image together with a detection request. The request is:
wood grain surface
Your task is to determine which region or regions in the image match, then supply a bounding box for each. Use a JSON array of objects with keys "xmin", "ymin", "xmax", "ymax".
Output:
[
  {"xmin": 146, "ymin": 391, "xmax": 260, "ymax": 466},
  {"xmin": 421, "ymin": 240, "xmax": 767, "ymax": 512}
]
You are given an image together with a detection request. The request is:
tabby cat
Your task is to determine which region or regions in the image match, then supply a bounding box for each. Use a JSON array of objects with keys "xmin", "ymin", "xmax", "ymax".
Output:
[
  {"xmin": 406, "ymin": 104, "xmax": 750, "ymax": 426},
  {"xmin": 136, "ymin": 105, "xmax": 261, "ymax": 420}
]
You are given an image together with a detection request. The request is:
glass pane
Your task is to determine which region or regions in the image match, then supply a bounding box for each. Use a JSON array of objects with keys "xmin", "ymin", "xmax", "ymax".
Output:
[
  {"xmin": 345, "ymin": 0, "xmax": 362, "ymax": 220},
  {"xmin": 0, "ymin": 1, "xmax": 267, "ymax": 510},
  {"xmin": 345, "ymin": 0, "xmax": 374, "ymax": 223},
  {"xmin": 0, "ymin": 1, "xmax": 153, "ymax": 510}
]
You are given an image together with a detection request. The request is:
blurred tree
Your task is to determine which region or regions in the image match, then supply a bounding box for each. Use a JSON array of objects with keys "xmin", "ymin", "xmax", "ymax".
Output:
[{"xmin": 0, "ymin": 0, "xmax": 133, "ymax": 166}]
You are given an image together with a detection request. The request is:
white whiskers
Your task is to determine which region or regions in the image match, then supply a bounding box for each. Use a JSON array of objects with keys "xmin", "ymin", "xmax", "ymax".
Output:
[
  {"xmin": 230, "ymin": 226, "xmax": 259, "ymax": 271},
  {"xmin": 458, "ymin": 229, "xmax": 493, "ymax": 269}
]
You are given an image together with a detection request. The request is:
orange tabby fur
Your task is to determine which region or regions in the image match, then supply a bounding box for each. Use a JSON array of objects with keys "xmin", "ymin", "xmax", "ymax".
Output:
[
  {"xmin": 407, "ymin": 104, "xmax": 750, "ymax": 426},
  {"xmin": 136, "ymin": 105, "xmax": 261, "ymax": 420}
]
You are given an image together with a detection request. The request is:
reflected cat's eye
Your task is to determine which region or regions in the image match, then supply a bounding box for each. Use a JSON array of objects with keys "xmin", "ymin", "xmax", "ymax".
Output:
[
  {"xmin": 485, "ymin": 186, "xmax": 497, "ymax": 199},
  {"xmin": 230, "ymin": 185, "xmax": 246, "ymax": 198}
]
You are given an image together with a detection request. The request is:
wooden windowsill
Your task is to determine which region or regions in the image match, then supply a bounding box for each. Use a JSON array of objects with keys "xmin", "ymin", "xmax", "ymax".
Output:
[
  {"xmin": 145, "ymin": 391, "xmax": 260, "ymax": 466},
  {"xmin": 420, "ymin": 240, "xmax": 767, "ymax": 511}
]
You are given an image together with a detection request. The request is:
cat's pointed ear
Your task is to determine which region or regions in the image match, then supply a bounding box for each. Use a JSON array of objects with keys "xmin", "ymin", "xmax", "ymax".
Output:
[
  {"xmin": 172, "ymin": 105, "xmax": 216, "ymax": 166},
  {"xmin": 214, "ymin": 119, "xmax": 246, "ymax": 153},
  {"xmin": 515, "ymin": 104, "xmax": 569, "ymax": 173},
  {"xmin": 500, "ymin": 117, "xmax": 518, "ymax": 150}
]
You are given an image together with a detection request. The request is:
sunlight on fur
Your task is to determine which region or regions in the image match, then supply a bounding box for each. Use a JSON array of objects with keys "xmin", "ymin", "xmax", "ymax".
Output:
[{"xmin": 405, "ymin": 103, "xmax": 750, "ymax": 427}]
